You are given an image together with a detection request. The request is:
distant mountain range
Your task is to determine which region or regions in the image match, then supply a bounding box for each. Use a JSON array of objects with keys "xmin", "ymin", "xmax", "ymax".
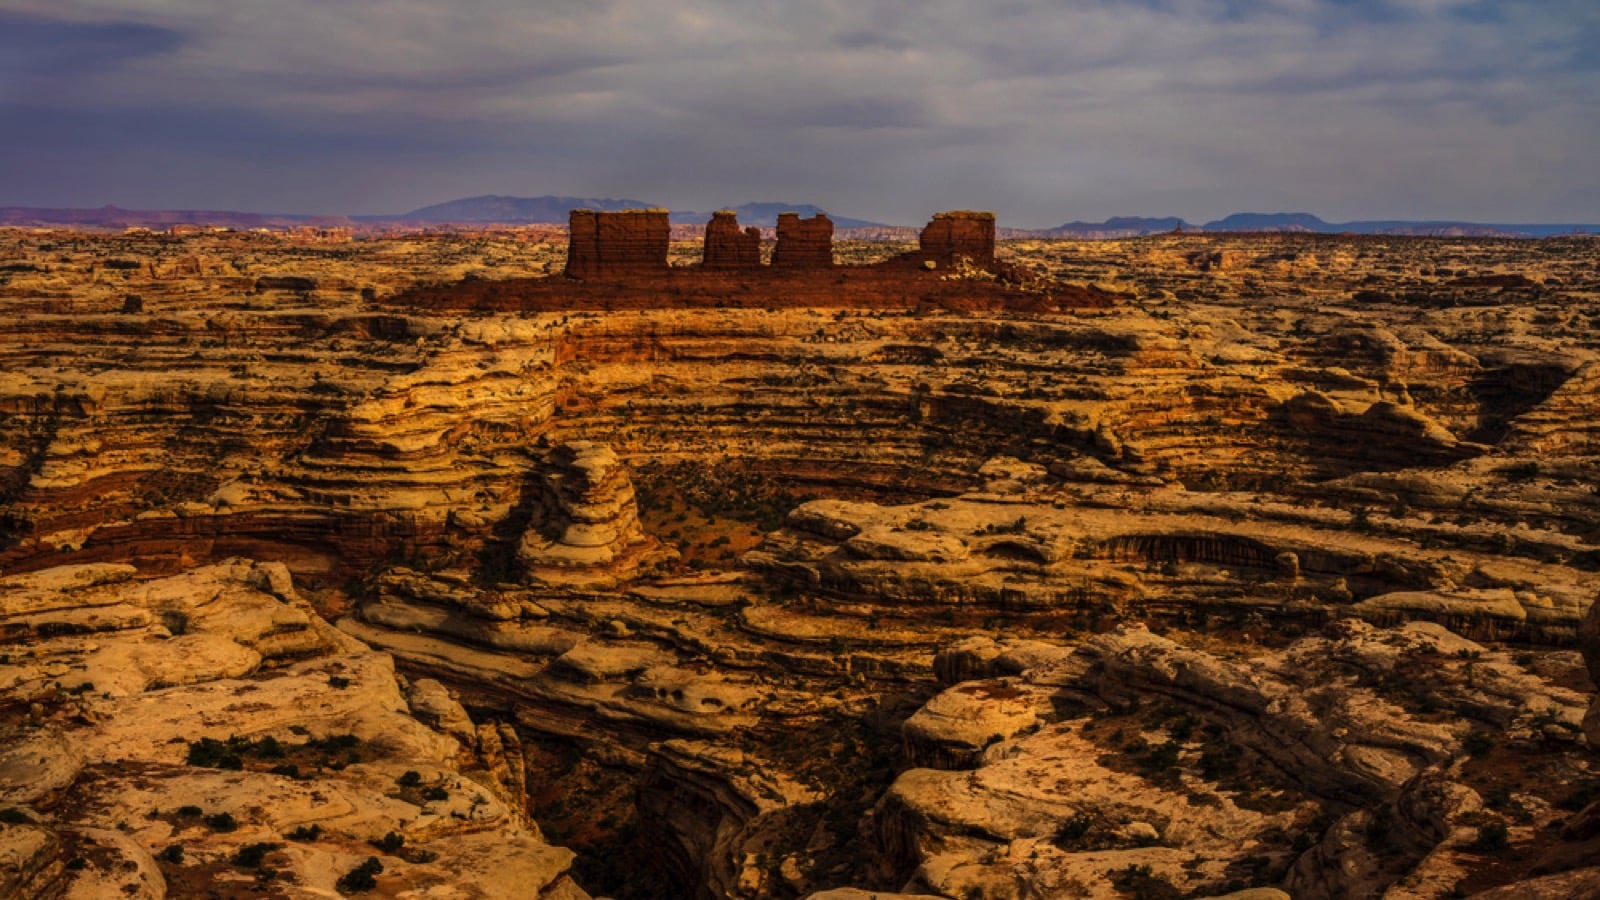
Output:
[
  {"xmin": 2, "ymin": 199, "xmax": 1594, "ymax": 238},
  {"xmin": 1042, "ymin": 212, "xmax": 1598, "ymax": 239},
  {"xmin": 382, "ymin": 196, "xmax": 887, "ymax": 229},
  {"xmin": 378, "ymin": 194, "xmax": 657, "ymax": 224},
  {"xmin": 0, "ymin": 204, "xmax": 350, "ymax": 230}
]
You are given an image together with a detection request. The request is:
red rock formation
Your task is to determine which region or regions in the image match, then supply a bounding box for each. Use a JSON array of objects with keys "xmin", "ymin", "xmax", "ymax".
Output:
[
  {"xmin": 565, "ymin": 209, "xmax": 670, "ymax": 279},
  {"xmin": 917, "ymin": 210, "xmax": 996, "ymax": 269},
  {"xmin": 702, "ymin": 211, "xmax": 761, "ymax": 270},
  {"xmin": 772, "ymin": 212, "xmax": 833, "ymax": 271}
]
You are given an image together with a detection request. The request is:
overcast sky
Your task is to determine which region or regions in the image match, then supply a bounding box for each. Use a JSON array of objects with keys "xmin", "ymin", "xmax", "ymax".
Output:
[{"xmin": 2, "ymin": 0, "xmax": 1596, "ymax": 228}]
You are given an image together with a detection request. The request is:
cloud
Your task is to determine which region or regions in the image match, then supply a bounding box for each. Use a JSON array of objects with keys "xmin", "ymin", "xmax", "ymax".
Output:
[
  {"xmin": 0, "ymin": 0, "xmax": 1596, "ymax": 224},
  {"xmin": 0, "ymin": 12, "xmax": 183, "ymax": 90}
]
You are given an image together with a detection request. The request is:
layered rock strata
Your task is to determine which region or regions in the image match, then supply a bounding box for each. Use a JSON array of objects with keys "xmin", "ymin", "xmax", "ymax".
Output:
[
  {"xmin": 704, "ymin": 211, "xmax": 762, "ymax": 270},
  {"xmin": 772, "ymin": 212, "xmax": 834, "ymax": 271},
  {"xmin": 516, "ymin": 440, "xmax": 663, "ymax": 587},
  {"xmin": 565, "ymin": 209, "xmax": 670, "ymax": 279},
  {"xmin": 0, "ymin": 560, "xmax": 588, "ymax": 899},
  {"xmin": 915, "ymin": 211, "xmax": 996, "ymax": 270},
  {"xmin": 2, "ymin": 228, "xmax": 1599, "ymax": 898},
  {"xmin": 855, "ymin": 620, "xmax": 1591, "ymax": 899}
]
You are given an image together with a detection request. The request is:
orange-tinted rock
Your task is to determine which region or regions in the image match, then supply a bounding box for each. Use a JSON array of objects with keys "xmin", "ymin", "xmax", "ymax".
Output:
[
  {"xmin": 773, "ymin": 212, "xmax": 833, "ymax": 271},
  {"xmin": 917, "ymin": 210, "xmax": 996, "ymax": 269},
  {"xmin": 565, "ymin": 209, "xmax": 670, "ymax": 279},
  {"xmin": 703, "ymin": 211, "xmax": 761, "ymax": 270}
]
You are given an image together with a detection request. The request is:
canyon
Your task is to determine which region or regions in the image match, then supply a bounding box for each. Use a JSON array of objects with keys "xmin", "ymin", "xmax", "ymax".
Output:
[{"xmin": 1, "ymin": 215, "xmax": 1598, "ymax": 899}]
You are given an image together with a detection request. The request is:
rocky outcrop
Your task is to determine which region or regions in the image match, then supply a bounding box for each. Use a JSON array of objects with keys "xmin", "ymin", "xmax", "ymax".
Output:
[
  {"xmin": 916, "ymin": 210, "xmax": 996, "ymax": 269},
  {"xmin": 748, "ymin": 494, "xmax": 1593, "ymax": 641},
  {"xmin": 856, "ymin": 620, "xmax": 1589, "ymax": 899},
  {"xmin": 0, "ymin": 561, "xmax": 589, "ymax": 899},
  {"xmin": 517, "ymin": 441, "xmax": 663, "ymax": 587},
  {"xmin": 772, "ymin": 212, "xmax": 834, "ymax": 271},
  {"xmin": 704, "ymin": 211, "xmax": 762, "ymax": 270},
  {"xmin": 565, "ymin": 208, "xmax": 670, "ymax": 279}
]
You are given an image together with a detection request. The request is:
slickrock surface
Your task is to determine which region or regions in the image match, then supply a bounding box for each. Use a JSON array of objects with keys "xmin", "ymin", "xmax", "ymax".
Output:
[
  {"xmin": 1, "ymin": 227, "xmax": 1599, "ymax": 898},
  {"xmin": 862, "ymin": 621, "xmax": 1590, "ymax": 898},
  {"xmin": 0, "ymin": 560, "xmax": 588, "ymax": 898}
]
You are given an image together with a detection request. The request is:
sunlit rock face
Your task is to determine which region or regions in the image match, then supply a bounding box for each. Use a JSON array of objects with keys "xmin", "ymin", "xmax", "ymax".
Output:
[
  {"xmin": 517, "ymin": 440, "xmax": 663, "ymax": 587},
  {"xmin": 0, "ymin": 560, "xmax": 590, "ymax": 899}
]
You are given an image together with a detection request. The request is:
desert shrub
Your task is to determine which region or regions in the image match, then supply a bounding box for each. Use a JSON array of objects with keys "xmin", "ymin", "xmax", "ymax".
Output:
[
  {"xmin": 1558, "ymin": 780, "xmax": 1600, "ymax": 812},
  {"xmin": 233, "ymin": 842, "xmax": 281, "ymax": 868},
  {"xmin": 203, "ymin": 812, "xmax": 238, "ymax": 833},
  {"xmin": 1472, "ymin": 822, "xmax": 1509, "ymax": 853},
  {"xmin": 157, "ymin": 844, "xmax": 184, "ymax": 864},
  {"xmin": 1108, "ymin": 863, "xmax": 1183, "ymax": 900},
  {"xmin": 186, "ymin": 737, "xmax": 243, "ymax": 770},
  {"xmin": 337, "ymin": 857, "xmax": 384, "ymax": 892},
  {"xmin": 1053, "ymin": 813, "xmax": 1095, "ymax": 848}
]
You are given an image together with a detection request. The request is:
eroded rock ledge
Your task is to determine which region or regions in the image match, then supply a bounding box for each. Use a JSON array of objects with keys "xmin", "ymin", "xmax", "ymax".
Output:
[{"xmin": 0, "ymin": 561, "xmax": 588, "ymax": 899}]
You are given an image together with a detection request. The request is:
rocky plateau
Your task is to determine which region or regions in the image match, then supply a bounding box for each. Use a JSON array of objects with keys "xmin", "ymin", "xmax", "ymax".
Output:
[{"xmin": 1, "ymin": 219, "xmax": 1598, "ymax": 899}]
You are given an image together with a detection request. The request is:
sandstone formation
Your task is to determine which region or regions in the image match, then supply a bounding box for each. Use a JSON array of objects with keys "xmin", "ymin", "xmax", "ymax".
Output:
[
  {"xmin": 565, "ymin": 208, "xmax": 670, "ymax": 279},
  {"xmin": 1, "ymin": 226, "xmax": 1599, "ymax": 899},
  {"xmin": 915, "ymin": 210, "xmax": 996, "ymax": 269},
  {"xmin": 860, "ymin": 620, "xmax": 1589, "ymax": 899},
  {"xmin": 704, "ymin": 211, "xmax": 762, "ymax": 270},
  {"xmin": 0, "ymin": 560, "xmax": 588, "ymax": 899},
  {"xmin": 772, "ymin": 212, "xmax": 835, "ymax": 271},
  {"xmin": 517, "ymin": 440, "xmax": 664, "ymax": 586}
]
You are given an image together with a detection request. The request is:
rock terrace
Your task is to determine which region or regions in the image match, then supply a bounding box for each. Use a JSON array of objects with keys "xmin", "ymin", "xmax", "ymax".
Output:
[{"xmin": 0, "ymin": 224, "xmax": 1598, "ymax": 899}]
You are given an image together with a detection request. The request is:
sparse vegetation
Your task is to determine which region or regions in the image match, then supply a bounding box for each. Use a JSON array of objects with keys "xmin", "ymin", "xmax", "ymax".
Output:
[{"xmin": 337, "ymin": 857, "xmax": 384, "ymax": 892}]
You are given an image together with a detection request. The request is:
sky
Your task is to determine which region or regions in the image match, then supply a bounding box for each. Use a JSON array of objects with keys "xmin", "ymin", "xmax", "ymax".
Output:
[{"xmin": 1, "ymin": 0, "xmax": 1597, "ymax": 229}]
